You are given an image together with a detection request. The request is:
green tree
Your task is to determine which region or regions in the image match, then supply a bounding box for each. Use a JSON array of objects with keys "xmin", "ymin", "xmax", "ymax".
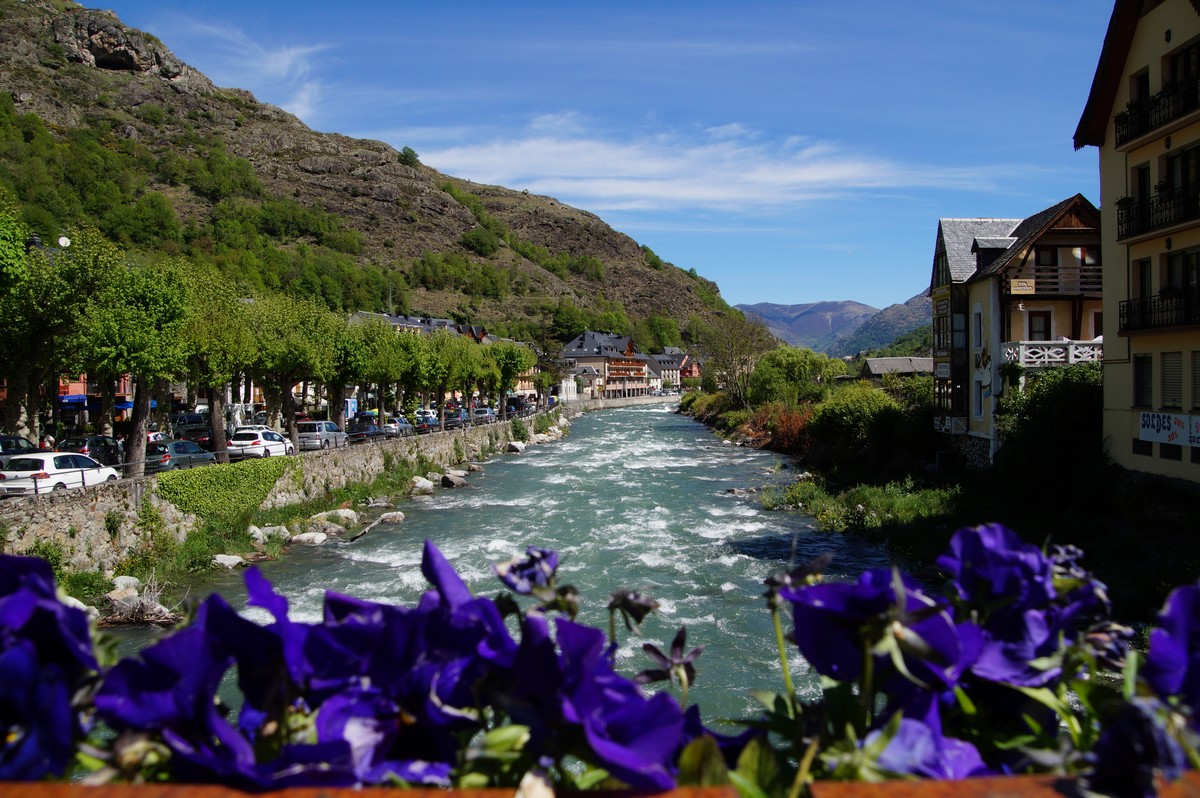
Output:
[
  {"xmin": 748, "ymin": 346, "xmax": 846, "ymax": 407},
  {"xmin": 488, "ymin": 341, "xmax": 537, "ymax": 420},
  {"xmin": 77, "ymin": 258, "xmax": 190, "ymax": 476},
  {"xmin": 699, "ymin": 311, "xmax": 777, "ymax": 409},
  {"xmin": 181, "ymin": 262, "xmax": 256, "ymax": 460}
]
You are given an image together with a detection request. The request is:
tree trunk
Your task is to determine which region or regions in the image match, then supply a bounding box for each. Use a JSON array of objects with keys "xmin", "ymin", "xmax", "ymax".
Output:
[
  {"xmin": 329, "ymin": 382, "xmax": 347, "ymax": 430},
  {"xmin": 207, "ymin": 385, "xmax": 229, "ymax": 463},
  {"xmin": 125, "ymin": 376, "xmax": 152, "ymax": 479},
  {"xmin": 99, "ymin": 377, "xmax": 116, "ymax": 436}
]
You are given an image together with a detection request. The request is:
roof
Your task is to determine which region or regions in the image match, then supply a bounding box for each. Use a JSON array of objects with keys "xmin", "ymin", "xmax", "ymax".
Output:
[
  {"xmin": 971, "ymin": 194, "xmax": 1099, "ymax": 281},
  {"xmin": 936, "ymin": 218, "xmax": 1021, "ymax": 284},
  {"xmin": 559, "ymin": 331, "xmax": 639, "ymax": 360},
  {"xmin": 973, "ymin": 237, "xmax": 1017, "ymax": 250},
  {"xmin": 1076, "ymin": 1, "xmax": 1200, "ymax": 148},
  {"xmin": 861, "ymin": 357, "xmax": 934, "ymax": 377}
]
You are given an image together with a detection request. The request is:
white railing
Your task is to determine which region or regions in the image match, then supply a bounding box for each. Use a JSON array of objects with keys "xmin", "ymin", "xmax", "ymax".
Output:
[
  {"xmin": 933, "ymin": 415, "xmax": 968, "ymax": 434},
  {"xmin": 1001, "ymin": 340, "xmax": 1103, "ymax": 368}
]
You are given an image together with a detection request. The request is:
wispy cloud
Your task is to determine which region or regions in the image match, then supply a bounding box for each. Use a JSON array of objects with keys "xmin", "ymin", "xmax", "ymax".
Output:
[{"xmin": 418, "ymin": 122, "xmax": 1002, "ymax": 215}]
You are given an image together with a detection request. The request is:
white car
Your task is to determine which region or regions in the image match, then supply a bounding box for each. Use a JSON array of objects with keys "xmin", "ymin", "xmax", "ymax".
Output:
[
  {"xmin": 0, "ymin": 452, "xmax": 119, "ymax": 495},
  {"xmin": 227, "ymin": 429, "xmax": 295, "ymax": 460}
]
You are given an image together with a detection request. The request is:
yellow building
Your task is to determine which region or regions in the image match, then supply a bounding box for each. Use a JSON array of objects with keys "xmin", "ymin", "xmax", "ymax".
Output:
[
  {"xmin": 930, "ymin": 197, "xmax": 1102, "ymax": 466},
  {"xmin": 1076, "ymin": 0, "xmax": 1200, "ymax": 481}
]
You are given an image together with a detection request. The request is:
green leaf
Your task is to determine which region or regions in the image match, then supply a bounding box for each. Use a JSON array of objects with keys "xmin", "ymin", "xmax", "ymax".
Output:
[
  {"xmin": 677, "ymin": 735, "xmax": 730, "ymax": 786},
  {"xmin": 732, "ymin": 736, "xmax": 782, "ymax": 797},
  {"xmin": 728, "ymin": 770, "xmax": 773, "ymax": 798}
]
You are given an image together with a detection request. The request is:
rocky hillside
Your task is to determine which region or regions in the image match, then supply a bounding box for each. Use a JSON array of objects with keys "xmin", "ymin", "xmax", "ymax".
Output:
[
  {"xmin": 0, "ymin": 0, "xmax": 727, "ymax": 343},
  {"xmin": 827, "ymin": 292, "xmax": 931, "ymax": 357},
  {"xmin": 737, "ymin": 300, "xmax": 878, "ymax": 352}
]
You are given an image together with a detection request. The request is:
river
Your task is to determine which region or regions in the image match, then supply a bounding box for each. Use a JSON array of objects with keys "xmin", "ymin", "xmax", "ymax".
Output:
[{"xmin": 123, "ymin": 403, "xmax": 892, "ymax": 728}]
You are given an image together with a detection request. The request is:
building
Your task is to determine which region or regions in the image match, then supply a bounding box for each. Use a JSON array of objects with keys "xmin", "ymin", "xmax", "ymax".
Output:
[
  {"xmin": 859, "ymin": 357, "xmax": 934, "ymax": 381},
  {"xmin": 1076, "ymin": 0, "xmax": 1200, "ymax": 481},
  {"xmin": 559, "ymin": 331, "xmax": 651, "ymax": 398},
  {"xmin": 930, "ymin": 196, "xmax": 1103, "ymax": 465}
]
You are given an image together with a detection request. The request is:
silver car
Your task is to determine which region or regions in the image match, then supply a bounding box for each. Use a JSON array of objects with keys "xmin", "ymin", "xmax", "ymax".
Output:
[{"xmin": 296, "ymin": 420, "xmax": 348, "ymax": 450}]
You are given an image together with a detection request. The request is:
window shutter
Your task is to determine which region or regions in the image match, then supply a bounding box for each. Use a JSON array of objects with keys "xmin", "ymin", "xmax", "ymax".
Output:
[{"xmin": 1163, "ymin": 352, "xmax": 1183, "ymax": 408}]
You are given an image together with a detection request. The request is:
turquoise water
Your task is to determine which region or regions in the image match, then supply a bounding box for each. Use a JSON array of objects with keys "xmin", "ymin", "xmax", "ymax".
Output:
[{"xmin": 134, "ymin": 404, "xmax": 892, "ymax": 727}]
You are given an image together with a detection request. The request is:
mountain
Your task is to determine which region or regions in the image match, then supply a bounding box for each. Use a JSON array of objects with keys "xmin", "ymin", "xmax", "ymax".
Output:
[
  {"xmin": 737, "ymin": 300, "xmax": 879, "ymax": 352},
  {"xmin": 0, "ymin": 1, "xmax": 728, "ymax": 347},
  {"xmin": 827, "ymin": 292, "xmax": 931, "ymax": 357},
  {"xmin": 737, "ymin": 292, "xmax": 931, "ymax": 356}
]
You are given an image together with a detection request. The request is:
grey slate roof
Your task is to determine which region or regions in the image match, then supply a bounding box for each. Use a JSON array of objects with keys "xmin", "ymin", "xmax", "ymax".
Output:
[
  {"xmin": 560, "ymin": 331, "xmax": 637, "ymax": 360},
  {"xmin": 936, "ymin": 218, "xmax": 1021, "ymax": 284},
  {"xmin": 973, "ymin": 237, "xmax": 1017, "ymax": 250},
  {"xmin": 860, "ymin": 357, "xmax": 934, "ymax": 378},
  {"xmin": 972, "ymin": 195, "xmax": 1098, "ymax": 281}
]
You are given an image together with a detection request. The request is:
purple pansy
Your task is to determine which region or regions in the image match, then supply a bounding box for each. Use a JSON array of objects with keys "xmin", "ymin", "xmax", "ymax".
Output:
[
  {"xmin": 783, "ymin": 568, "xmax": 966, "ymax": 691},
  {"xmin": 492, "ymin": 546, "xmax": 559, "ymax": 595},
  {"xmin": 0, "ymin": 555, "xmax": 97, "ymax": 781},
  {"xmin": 1086, "ymin": 697, "xmax": 1186, "ymax": 798},
  {"xmin": 556, "ymin": 618, "xmax": 684, "ymax": 790},
  {"xmin": 1144, "ymin": 581, "xmax": 1200, "ymax": 712},
  {"xmin": 937, "ymin": 524, "xmax": 1055, "ymax": 611},
  {"xmin": 871, "ymin": 718, "xmax": 989, "ymax": 780}
]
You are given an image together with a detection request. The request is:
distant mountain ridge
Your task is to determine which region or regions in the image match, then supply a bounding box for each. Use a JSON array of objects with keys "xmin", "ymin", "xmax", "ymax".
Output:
[{"xmin": 737, "ymin": 292, "xmax": 931, "ymax": 356}]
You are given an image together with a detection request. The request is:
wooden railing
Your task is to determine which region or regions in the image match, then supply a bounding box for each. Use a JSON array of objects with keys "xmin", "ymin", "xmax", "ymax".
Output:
[{"xmin": 1001, "ymin": 340, "xmax": 1103, "ymax": 368}]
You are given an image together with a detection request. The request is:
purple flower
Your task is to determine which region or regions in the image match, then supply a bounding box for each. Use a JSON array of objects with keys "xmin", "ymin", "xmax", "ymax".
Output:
[
  {"xmin": 608, "ymin": 588, "xmax": 660, "ymax": 633},
  {"xmin": 1144, "ymin": 581, "xmax": 1200, "ymax": 711},
  {"xmin": 0, "ymin": 554, "xmax": 97, "ymax": 781},
  {"xmin": 1086, "ymin": 697, "xmax": 1185, "ymax": 798},
  {"xmin": 492, "ymin": 546, "xmax": 559, "ymax": 595},
  {"xmin": 937, "ymin": 524, "xmax": 1054, "ymax": 612},
  {"xmin": 871, "ymin": 718, "xmax": 989, "ymax": 780},
  {"xmin": 636, "ymin": 626, "xmax": 705, "ymax": 691},
  {"xmin": 0, "ymin": 641, "xmax": 76, "ymax": 780},
  {"xmin": 783, "ymin": 568, "xmax": 966, "ymax": 691},
  {"xmin": 556, "ymin": 618, "xmax": 684, "ymax": 790}
]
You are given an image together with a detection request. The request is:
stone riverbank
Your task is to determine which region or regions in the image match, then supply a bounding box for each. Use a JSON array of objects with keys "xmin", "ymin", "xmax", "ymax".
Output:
[{"xmin": 0, "ymin": 396, "xmax": 672, "ymax": 574}]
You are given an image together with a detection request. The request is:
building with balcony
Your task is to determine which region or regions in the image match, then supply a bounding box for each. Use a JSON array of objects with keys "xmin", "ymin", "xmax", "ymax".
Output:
[
  {"xmin": 930, "ymin": 195, "xmax": 1103, "ymax": 465},
  {"xmin": 559, "ymin": 331, "xmax": 651, "ymax": 398},
  {"xmin": 1076, "ymin": 0, "xmax": 1200, "ymax": 482}
]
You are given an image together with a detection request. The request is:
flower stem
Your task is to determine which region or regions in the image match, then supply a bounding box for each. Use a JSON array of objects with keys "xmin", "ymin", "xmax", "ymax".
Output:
[
  {"xmin": 858, "ymin": 646, "xmax": 874, "ymax": 738},
  {"xmin": 788, "ymin": 733, "xmax": 819, "ymax": 798},
  {"xmin": 772, "ymin": 605, "xmax": 795, "ymax": 700},
  {"xmin": 676, "ymin": 666, "xmax": 690, "ymax": 709},
  {"xmin": 608, "ymin": 611, "xmax": 616, "ymax": 647}
]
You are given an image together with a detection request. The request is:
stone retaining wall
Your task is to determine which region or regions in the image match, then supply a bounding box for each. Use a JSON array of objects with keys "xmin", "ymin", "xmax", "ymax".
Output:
[{"xmin": 0, "ymin": 397, "xmax": 674, "ymax": 573}]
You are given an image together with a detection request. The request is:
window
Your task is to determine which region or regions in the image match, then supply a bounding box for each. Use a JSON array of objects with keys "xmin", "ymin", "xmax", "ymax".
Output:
[
  {"xmin": 1165, "ymin": 145, "xmax": 1200, "ymax": 194},
  {"xmin": 971, "ymin": 309, "xmax": 983, "ymax": 350},
  {"xmin": 1093, "ymin": 311, "xmax": 1103, "ymax": 338},
  {"xmin": 1028, "ymin": 311, "xmax": 1052, "ymax": 341},
  {"xmin": 1134, "ymin": 354, "xmax": 1154, "ymax": 406},
  {"xmin": 1134, "ymin": 163, "xmax": 1151, "ymax": 200},
  {"xmin": 1136, "ymin": 258, "xmax": 1153, "ymax": 298},
  {"xmin": 973, "ymin": 380, "xmax": 984, "ymax": 418},
  {"xmin": 1192, "ymin": 351, "xmax": 1200, "ymax": 409},
  {"xmin": 952, "ymin": 313, "xmax": 966, "ymax": 350},
  {"xmin": 1036, "ymin": 248, "xmax": 1058, "ymax": 270},
  {"xmin": 1163, "ymin": 351, "xmax": 1183, "ymax": 408},
  {"xmin": 1161, "ymin": 443, "xmax": 1183, "ymax": 461},
  {"xmin": 1166, "ymin": 250, "xmax": 1200, "ymax": 290}
]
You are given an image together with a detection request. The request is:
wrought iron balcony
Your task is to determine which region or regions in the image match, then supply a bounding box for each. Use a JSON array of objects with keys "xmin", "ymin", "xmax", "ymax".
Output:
[
  {"xmin": 1115, "ymin": 186, "xmax": 1200, "ymax": 240},
  {"xmin": 1114, "ymin": 78, "xmax": 1200, "ymax": 146},
  {"xmin": 1119, "ymin": 287, "xmax": 1200, "ymax": 332},
  {"xmin": 1001, "ymin": 340, "xmax": 1103, "ymax": 368}
]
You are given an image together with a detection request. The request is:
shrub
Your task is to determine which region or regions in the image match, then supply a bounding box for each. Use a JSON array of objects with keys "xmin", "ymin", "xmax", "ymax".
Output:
[
  {"xmin": 807, "ymin": 382, "xmax": 903, "ymax": 481},
  {"xmin": 510, "ymin": 418, "xmax": 529, "ymax": 442},
  {"xmin": 156, "ymin": 458, "xmax": 290, "ymax": 523},
  {"xmin": 461, "ymin": 226, "xmax": 500, "ymax": 256},
  {"xmin": 397, "ymin": 146, "xmax": 420, "ymax": 167}
]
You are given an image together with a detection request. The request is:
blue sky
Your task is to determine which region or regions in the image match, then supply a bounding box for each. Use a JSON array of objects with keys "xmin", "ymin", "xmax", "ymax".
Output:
[{"xmin": 99, "ymin": 0, "xmax": 1111, "ymax": 310}]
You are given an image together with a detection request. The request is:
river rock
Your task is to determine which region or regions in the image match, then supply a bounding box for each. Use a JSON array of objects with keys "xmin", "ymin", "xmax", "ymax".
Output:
[
  {"xmin": 112, "ymin": 575, "xmax": 142, "ymax": 591},
  {"xmin": 366, "ymin": 497, "xmax": 394, "ymax": 508},
  {"xmin": 60, "ymin": 593, "xmax": 100, "ymax": 621},
  {"xmin": 411, "ymin": 476, "xmax": 436, "ymax": 495},
  {"xmin": 312, "ymin": 508, "xmax": 359, "ymax": 527},
  {"xmin": 106, "ymin": 587, "xmax": 141, "ymax": 614},
  {"xmin": 508, "ymin": 441, "xmax": 527, "ymax": 453},
  {"xmin": 445, "ymin": 468, "xmax": 468, "ymax": 479},
  {"xmin": 249, "ymin": 524, "xmax": 291, "ymax": 544},
  {"xmin": 377, "ymin": 511, "xmax": 406, "ymax": 524},
  {"xmin": 441, "ymin": 474, "xmax": 466, "ymax": 489},
  {"xmin": 305, "ymin": 518, "xmax": 347, "ymax": 537},
  {"xmin": 467, "ymin": 463, "xmax": 484, "ymax": 473},
  {"xmin": 291, "ymin": 531, "xmax": 328, "ymax": 545},
  {"xmin": 214, "ymin": 554, "xmax": 245, "ymax": 569}
]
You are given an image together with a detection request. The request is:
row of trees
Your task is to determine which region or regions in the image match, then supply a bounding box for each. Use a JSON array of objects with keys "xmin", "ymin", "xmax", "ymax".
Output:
[{"xmin": 0, "ymin": 191, "xmax": 537, "ymax": 478}]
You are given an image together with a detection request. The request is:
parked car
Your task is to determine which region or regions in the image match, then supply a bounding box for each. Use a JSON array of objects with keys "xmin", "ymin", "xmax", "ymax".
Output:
[
  {"xmin": 472, "ymin": 407, "xmax": 498, "ymax": 425},
  {"xmin": 144, "ymin": 440, "xmax": 217, "ymax": 473},
  {"xmin": 227, "ymin": 429, "xmax": 294, "ymax": 460},
  {"xmin": 178, "ymin": 425, "xmax": 218, "ymax": 451},
  {"xmin": 380, "ymin": 416, "xmax": 416, "ymax": 438},
  {"xmin": 443, "ymin": 409, "xmax": 472, "ymax": 430},
  {"xmin": 346, "ymin": 421, "xmax": 386, "ymax": 444},
  {"xmin": 0, "ymin": 435, "xmax": 38, "ymax": 467},
  {"xmin": 56, "ymin": 435, "xmax": 122, "ymax": 467},
  {"xmin": 296, "ymin": 420, "xmax": 348, "ymax": 450},
  {"xmin": 0, "ymin": 452, "xmax": 118, "ymax": 495}
]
